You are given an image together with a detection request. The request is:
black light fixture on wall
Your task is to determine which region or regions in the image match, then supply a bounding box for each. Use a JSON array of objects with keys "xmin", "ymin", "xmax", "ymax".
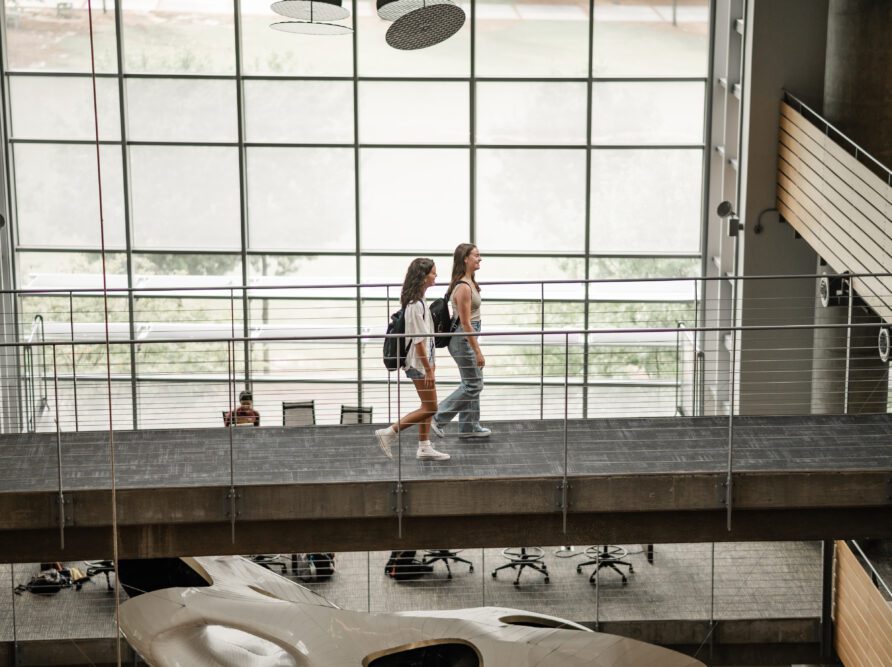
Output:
[{"xmin": 270, "ymin": 0, "xmax": 353, "ymax": 35}]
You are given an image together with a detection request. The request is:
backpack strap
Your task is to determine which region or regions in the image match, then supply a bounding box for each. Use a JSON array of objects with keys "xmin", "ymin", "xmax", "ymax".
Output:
[{"xmin": 447, "ymin": 279, "xmax": 472, "ymax": 301}]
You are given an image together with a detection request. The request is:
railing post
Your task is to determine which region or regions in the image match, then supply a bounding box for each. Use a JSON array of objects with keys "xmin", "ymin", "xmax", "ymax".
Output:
[
  {"xmin": 227, "ymin": 289, "xmax": 237, "ymax": 544},
  {"xmin": 540, "ymin": 282, "xmax": 545, "ymax": 420},
  {"xmin": 594, "ymin": 544, "xmax": 601, "ymax": 631},
  {"xmin": 675, "ymin": 322, "xmax": 682, "ymax": 415},
  {"xmin": 844, "ymin": 277, "xmax": 853, "ymax": 414},
  {"xmin": 386, "ymin": 286, "xmax": 392, "ymax": 423},
  {"xmin": 395, "ymin": 331, "xmax": 403, "ymax": 539},
  {"xmin": 52, "ymin": 344, "xmax": 65, "ymax": 549},
  {"xmin": 69, "ymin": 291, "xmax": 79, "ymax": 431},
  {"xmin": 561, "ymin": 332, "xmax": 569, "ymax": 534}
]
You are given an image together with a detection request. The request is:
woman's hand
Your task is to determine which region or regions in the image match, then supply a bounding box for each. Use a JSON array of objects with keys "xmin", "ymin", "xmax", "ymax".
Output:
[
  {"xmin": 422, "ymin": 368, "xmax": 436, "ymax": 391},
  {"xmin": 475, "ymin": 350, "xmax": 486, "ymax": 368}
]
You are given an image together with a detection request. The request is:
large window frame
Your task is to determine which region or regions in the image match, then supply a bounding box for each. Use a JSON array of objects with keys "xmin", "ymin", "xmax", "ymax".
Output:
[{"xmin": 0, "ymin": 0, "xmax": 713, "ymax": 430}]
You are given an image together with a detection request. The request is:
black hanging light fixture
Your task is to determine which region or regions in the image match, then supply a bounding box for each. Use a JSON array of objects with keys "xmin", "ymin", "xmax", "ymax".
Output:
[
  {"xmin": 270, "ymin": 0, "xmax": 353, "ymax": 35},
  {"xmin": 376, "ymin": 0, "xmax": 452, "ymax": 21},
  {"xmin": 379, "ymin": 0, "xmax": 465, "ymax": 50}
]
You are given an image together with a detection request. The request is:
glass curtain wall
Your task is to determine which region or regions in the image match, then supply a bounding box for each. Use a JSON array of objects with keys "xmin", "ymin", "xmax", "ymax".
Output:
[{"xmin": 1, "ymin": 0, "xmax": 710, "ymax": 429}]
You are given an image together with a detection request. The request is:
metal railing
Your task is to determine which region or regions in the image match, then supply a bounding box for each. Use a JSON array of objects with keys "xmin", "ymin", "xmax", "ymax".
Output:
[{"xmin": 783, "ymin": 89, "xmax": 892, "ymax": 185}]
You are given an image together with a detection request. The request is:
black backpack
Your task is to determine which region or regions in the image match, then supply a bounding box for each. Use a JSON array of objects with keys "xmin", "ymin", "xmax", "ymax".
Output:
[
  {"xmin": 384, "ymin": 551, "xmax": 433, "ymax": 581},
  {"xmin": 383, "ymin": 308, "xmax": 411, "ymax": 371},
  {"xmin": 429, "ymin": 296, "xmax": 455, "ymax": 349},
  {"xmin": 383, "ymin": 303, "xmax": 427, "ymax": 370},
  {"xmin": 431, "ymin": 280, "xmax": 471, "ymax": 348},
  {"xmin": 308, "ymin": 553, "xmax": 335, "ymax": 581}
]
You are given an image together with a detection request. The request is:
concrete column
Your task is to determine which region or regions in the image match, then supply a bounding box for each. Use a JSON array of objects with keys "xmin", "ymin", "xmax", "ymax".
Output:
[
  {"xmin": 811, "ymin": 272, "xmax": 848, "ymax": 414},
  {"xmin": 824, "ymin": 0, "xmax": 892, "ymax": 166},
  {"xmin": 822, "ymin": 1, "xmax": 891, "ymax": 413}
]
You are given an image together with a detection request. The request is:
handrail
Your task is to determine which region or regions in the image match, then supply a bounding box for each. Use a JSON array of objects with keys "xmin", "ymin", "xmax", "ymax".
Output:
[
  {"xmin": 4, "ymin": 318, "xmax": 888, "ymax": 350},
  {"xmin": 848, "ymin": 540, "xmax": 892, "ymax": 601},
  {"xmin": 783, "ymin": 89, "xmax": 892, "ymax": 180},
  {"xmin": 8, "ymin": 271, "xmax": 892, "ymax": 297}
]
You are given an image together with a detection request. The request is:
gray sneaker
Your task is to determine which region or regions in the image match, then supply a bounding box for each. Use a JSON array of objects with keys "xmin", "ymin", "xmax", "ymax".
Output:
[
  {"xmin": 458, "ymin": 425, "xmax": 491, "ymax": 439},
  {"xmin": 430, "ymin": 421, "xmax": 445, "ymax": 438}
]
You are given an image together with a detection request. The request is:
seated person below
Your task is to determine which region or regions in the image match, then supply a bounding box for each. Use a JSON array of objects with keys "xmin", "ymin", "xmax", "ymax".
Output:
[{"xmin": 225, "ymin": 390, "xmax": 261, "ymax": 427}]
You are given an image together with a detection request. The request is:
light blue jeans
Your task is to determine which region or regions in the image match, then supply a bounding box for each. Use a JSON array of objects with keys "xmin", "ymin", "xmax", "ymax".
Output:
[{"xmin": 435, "ymin": 320, "xmax": 483, "ymax": 433}]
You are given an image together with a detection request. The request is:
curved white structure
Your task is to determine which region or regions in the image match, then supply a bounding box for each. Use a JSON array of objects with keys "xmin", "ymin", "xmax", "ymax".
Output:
[{"xmin": 119, "ymin": 556, "xmax": 705, "ymax": 667}]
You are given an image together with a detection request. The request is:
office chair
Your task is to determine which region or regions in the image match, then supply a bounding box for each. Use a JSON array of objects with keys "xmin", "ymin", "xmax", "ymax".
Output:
[
  {"xmin": 576, "ymin": 545, "xmax": 634, "ymax": 585},
  {"xmin": 491, "ymin": 547, "xmax": 549, "ymax": 586},
  {"xmin": 84, "ymin": 560, "xmax": 115, "ymax": 590},
  {"xmin": 340, "ymin": 405, "xmax": 373, "ymax": 424},
  {"xmin": 283, "ymin": 400, "xmax": 316, "ymax": 426},
  {"xmin": 421, "ymin": 549, "xmax": 474, "ymax": 579}
]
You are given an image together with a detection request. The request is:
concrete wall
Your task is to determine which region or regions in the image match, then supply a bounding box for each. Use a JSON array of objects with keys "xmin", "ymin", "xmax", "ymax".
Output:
[{"xmin": 736, "ymin": 0, "xmax": 828, "ymax": 415}]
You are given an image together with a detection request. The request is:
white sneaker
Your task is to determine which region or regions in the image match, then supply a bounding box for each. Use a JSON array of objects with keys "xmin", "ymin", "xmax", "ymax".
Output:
[
  {"xmin": 375, "ymin": 428, "xmax": 395, "ymax": 459},
  {"xmin": 416, "ymin": 443, "xmax": 450, "ymax": 461},
  {"xmin": 430, "ymin": 421, "xmax": 445, "ymax": 438}
]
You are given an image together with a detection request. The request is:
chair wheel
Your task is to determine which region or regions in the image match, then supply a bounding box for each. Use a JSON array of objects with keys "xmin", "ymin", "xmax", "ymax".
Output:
[
  {"xmin": 544, "ymin": 577, "xmax": 550, "ymax": 584},
  {"xmin": 629, "ymin": 566, "xmax": 635, "ymax": 573},
  {"xmin": 576, "ymin": 566, "xmax": 582, "ymax": 573},
  {"xmin": 513, "ymin": 581, "xmax": 519, "ymax": 587},
  {"xmin": 621, "ymin": 577, "xmax": 628, "ymax": 585},
  {"xmin": 447, "ymin": 573, "xmax": 452, "ymax": 580},
  {"xmin": 469, "ymin": 566, "xmax": 474, "ymax": 572},
  {"xmin": 491, "ymin": 571, "xmax": 497, "ymax": 578}
]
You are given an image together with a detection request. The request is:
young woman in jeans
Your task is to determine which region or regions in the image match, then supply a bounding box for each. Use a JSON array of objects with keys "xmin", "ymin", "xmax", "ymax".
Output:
[
  {"xmin": 375, "ymin": 258, "xmax": 451, "ymax": 461},
  {"xmin": 431, "ymin": 244, "xmax": 491, "ymax": 439}
]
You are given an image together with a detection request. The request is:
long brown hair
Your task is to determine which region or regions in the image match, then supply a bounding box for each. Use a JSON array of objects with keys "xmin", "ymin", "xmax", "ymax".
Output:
[
  {"xmin": 447, "ymin": 243, "xmax": 480, "ymax": 299},
  {"xmin": 400, "ymin": 257, "xmax": 435, "ymax": 307}
]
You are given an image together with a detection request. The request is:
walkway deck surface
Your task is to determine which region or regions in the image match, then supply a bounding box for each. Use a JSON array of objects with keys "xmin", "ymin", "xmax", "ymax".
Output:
[
  {"xmin": 1, "ymin": 414, "xmax": 890, "ymax": 561},
  {"xmin": 2, "ymin": 414, "xmax": 890, "ymax": 491}
]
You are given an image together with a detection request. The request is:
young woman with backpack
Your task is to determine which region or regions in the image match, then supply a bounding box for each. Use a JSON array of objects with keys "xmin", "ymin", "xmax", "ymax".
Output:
[
  {"xmin": 375, "ymin": 258, "xmax": 451, "ymax": 461},
  {"xmin": 431, "ymin": 243, "xmax": 491, "ymax": 439}
]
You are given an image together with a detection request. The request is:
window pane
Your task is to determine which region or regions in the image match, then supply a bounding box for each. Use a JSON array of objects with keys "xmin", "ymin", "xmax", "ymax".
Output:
[
  {"xmin": 248, "ymin": 255, "xmax": 356, "ymax": 286},
  {"xmin": 16, "ymin": 252, "xmax": 128, "ymax": 291},
  {"xmin": 133, "ymin": 253, "xmax": 243, "ymax": 283},
  {"xmin": 476, "ymin": 82, "xmax": 586, "ymax": 145},
  {"xmin": 9, "ymin": 76, "xmax": 120, "ymax": 140},
  {"xmin": 476, "ymin": 149, "xmax": 586, "ymax": 253},
  {"xmin": 360, "ymin": 149, "xmax": 469, "ymax": 252},
  {"xmin": 476, "ymin": 0, "xmax": 589, "ymax": 77},
  {"xmin": 122, "ymin": 0, "xmax": 235, "ymax": 74},
  {"xmin": 592, "ymin": 0, "xmax": 710, "ymax": 77},
  {"xmin": 589, "ymin": 257, "xmax": 700, "ymax": 278},
  {"xmin": 244, "ymin": 81, "xmax": 354, "ymax": 144},
  {"xmin": 360, "ymin": 255, "xmax": 453, "ymax": 287},
  {"xmin": 126, "ymin": 79, "xmax": 237, "ymax": 142},
  {"xmin": 247, "ymin": 148, "xmax": 356, "ymax": 252},
  {"xmin": 240, "ymin": 0, "xmax": 353, "ymax": 76},
  {"xmin": 130, "ymin": 146, "xmax": 240, "ymax": 250},
  {"xmin": 590, "ymin": 149, "xmax": 702, "ymax": 253},
  {"xmin": 359, "ymin": 82, "xmax": 469, "ymax": 145},
  {"xmin": 14, "ymin": 144, "xmax": 126, "ymax": 249},
  {"xmin": 357, "ymin": 1, "xmax": 470, "ymax": 77},
  {"xmin": 591, "ymin": 82, "xmax": 705, "ymax": 145},
  {"xmin": 4, "ymin": 3, "xmax": 118, "ymax": 72}
]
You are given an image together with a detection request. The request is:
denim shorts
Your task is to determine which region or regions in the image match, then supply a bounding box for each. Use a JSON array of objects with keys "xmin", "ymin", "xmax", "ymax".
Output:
[{"xmin": 405, "ymin": 367, "xmax": 425, "ymax": 380}]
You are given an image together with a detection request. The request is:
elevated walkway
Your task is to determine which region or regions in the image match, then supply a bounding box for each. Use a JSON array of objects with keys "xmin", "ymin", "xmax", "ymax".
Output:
[{"xmin": 1, "ymin": 414, "xmax": 890, "ymax": 561}]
